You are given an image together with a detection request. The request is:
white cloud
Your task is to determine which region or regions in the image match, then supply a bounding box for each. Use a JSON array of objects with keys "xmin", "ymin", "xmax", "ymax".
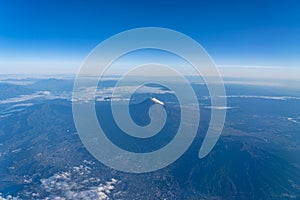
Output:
[
  {"xmin": 0, "ymin": 104, "xmax": 34, "ymax": 118},
  {"xmin": 0, "ymin": 114, "xmax": 11, "ymax": 118},
  {"xmin": 213, "ymin": 95, "xmax": 300, "ymax": 101},
  {"xmin": 0, "ymin": 91, "xmax": 51, "ymax": 104},
  {"xmin": 287, "ymin": 117, "xmax": 300, "ymax": 124},
  {"xmin": 11, "ymin": 103, "xmax": 34, "ymax": 108},
  {"xmin": 0, "ymin": 80, "xmax": 36, "ymax": 85},
  {"xmin": 0, "ymin": 194, "xmax": 19, "ymax": 200},
  {"xmin": 0, "ymin": 91, "xmax": 70, "ymax": 104},
  {"xmin": 39, "ymin": 164, "xmax": 120, "ymax": 200},
  {"xmin": 72, "ymin": 85, "xmax": 173, "ymax": 103},
  {"xmin": 204, "ymin": 106, "xmax": 236, "ymax": 110}
]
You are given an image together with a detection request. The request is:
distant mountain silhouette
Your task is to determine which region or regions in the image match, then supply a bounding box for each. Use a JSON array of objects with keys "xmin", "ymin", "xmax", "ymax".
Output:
[
  {"xmin": 27, "ymin": 78, "xmax": 74, "ymax": 92},
  {"xmin": 0, "ymin": 83, "xmax": 33, "ymax": 100}
]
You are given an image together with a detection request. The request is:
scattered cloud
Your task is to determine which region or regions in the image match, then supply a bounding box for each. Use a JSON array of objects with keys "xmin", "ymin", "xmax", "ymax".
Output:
[
  {"xmin": 0, "ymin": 91, "xmax": 51, "ymax": 104},
  {"xmin": 0, "ymin": 80, "xmax": 36, "ymax": 85},
  {"xmin": 36, "ymin": 163, "xmax": 120, "ymax": 200},
  {"xmin": 211, "ymin": 95, "xmax": 300, "ymax": 101},
  {"xmin": 40, "ymin": 167, "xmax": 118, "ymax": 200},
  {"xmin": 287, "ymin": 117, "xmax": 300, "ymax": 124},
  {"xmin": 0, "ymin": 194, "xmax": 19, "ymax": 200},
  {"xmin": 0, "ymin": 91, "xmax": 69, "ymax": 104},
  {"xmin": 204, "ymin": 106, "xmax": 236, "ymax": 110},
  {"xmin": 10, "ymin": 103, "xmax": 34, "ymax": 108},
  {"xmin": 72, "ymin": 85, "xmax": 173, "ymax": 103}
]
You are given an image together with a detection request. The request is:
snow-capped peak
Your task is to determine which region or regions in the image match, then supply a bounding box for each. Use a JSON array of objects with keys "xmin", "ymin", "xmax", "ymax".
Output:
[{"xmin": 151, "ymin": 97, "xmax": 165, "ymax": 106}]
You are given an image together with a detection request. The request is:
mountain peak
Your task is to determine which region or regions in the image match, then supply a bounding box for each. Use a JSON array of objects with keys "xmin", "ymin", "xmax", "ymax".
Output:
[{"xmin": 150, "ymin": 97, "xmax": 165, "ymax": 106}]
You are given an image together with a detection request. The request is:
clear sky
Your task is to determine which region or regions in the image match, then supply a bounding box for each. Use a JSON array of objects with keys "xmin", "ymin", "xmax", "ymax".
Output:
[{"xmin": 0, "ymin": 0, "xmax": 299, "ymax": 77}]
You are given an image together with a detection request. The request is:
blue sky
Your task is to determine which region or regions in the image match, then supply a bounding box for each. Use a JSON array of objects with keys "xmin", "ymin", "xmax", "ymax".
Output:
[{"xmin": 0, "ymin": 0, "xmax": 300, "ymax": 76}]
